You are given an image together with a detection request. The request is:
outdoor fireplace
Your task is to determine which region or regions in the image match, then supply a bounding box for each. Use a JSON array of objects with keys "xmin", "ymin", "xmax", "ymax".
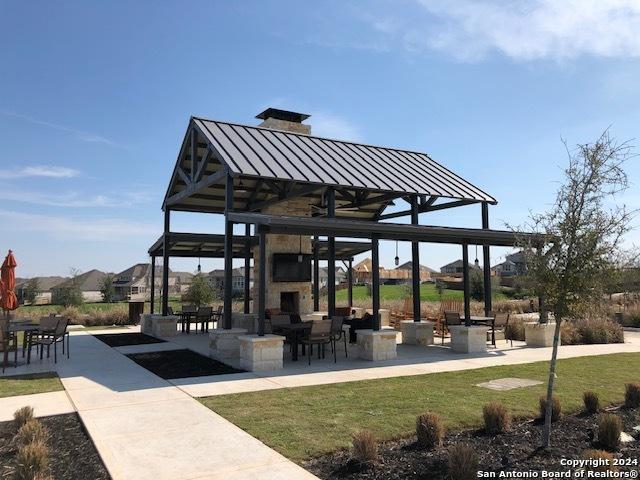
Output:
[{"xmin": 280, "ymin": 292, "xmax": 300, "ymax": 314}]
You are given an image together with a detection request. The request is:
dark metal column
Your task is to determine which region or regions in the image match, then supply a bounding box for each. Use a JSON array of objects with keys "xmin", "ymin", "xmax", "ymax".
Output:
[
  {"xmin": 223, "ymin": 173, "xmax": 234, "ymax": 329},
  {"xmin": 410, "ymin": 195, "xmax": 421, "ymax": 322},
  {"xmin": 161, "ymin": 209, "xmax": 170, "ymax": 316},
  {"xmin": 313, "ymin": 236, "xmax": 319, "ymax": 312},
  {"xmin": 462, "ymin": 242, "xmax": 471, "ymax": 326},
  {"xmin": 481, "ymin": 202, "xmax": 492, "ymax": 316},
  {"xmin": 326, "ymin": 188, "xmax": 336, "ymax": 318},
  {"xmin": 347, "ymin": 259, "xmax": 353, "ymax": 308},
  {"xmin": 257, "ymin": 227, "xmax": 266, "ymax": 336},
  {"xmin": 244, "ymin": 223, "xmax": 251, "ymax": 314},
  {"xmin": 372, "ymin": 235, "xmax": 380, "ymax": 331},
  {"xmin": 150, "ymin": 255, "xmax": 156, "ymax": 314}
]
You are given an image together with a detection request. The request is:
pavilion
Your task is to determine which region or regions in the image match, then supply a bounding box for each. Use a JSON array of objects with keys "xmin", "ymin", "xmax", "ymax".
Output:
[{"xmin": 148, "ymin": 108, "xmax": 535, "ymax": 367}]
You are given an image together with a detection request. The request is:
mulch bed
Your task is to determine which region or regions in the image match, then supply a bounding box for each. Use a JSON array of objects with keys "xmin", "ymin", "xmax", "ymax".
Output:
[
  {"xmin": 126, "ymin": 349, "xmax": 245, "ymax": 379},
  {"xmin": 94, "ymin": 332, "xmax": 166, "ymax": 347},
  {"xmin": 0, "ymin": 413, "xmax": 110, "ymax": 480},
  {"xmin": 305, "ymin": 407, "xmax": 640, "ymax": 480}
]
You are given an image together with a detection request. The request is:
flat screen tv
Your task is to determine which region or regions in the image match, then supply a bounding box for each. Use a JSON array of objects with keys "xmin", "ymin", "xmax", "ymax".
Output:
[{"xmin": 272, "ymin": 253, "xmax": 312, "ymax": 282}]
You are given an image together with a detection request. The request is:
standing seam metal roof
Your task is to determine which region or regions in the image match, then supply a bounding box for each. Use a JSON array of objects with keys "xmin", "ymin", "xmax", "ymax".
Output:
[{"xmin": 192, "ymin": 117, "xmax": 496, "ymax": 203}]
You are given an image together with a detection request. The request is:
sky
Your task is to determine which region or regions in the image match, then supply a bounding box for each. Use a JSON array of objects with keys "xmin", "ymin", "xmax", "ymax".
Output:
[{"xmin": 1, "ymin": 0, "xmax": 639, "ymax": 278}]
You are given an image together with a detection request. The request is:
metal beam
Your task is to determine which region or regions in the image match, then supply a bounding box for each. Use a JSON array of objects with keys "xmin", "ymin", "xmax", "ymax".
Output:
[
  {"xmin": 327, "ymin": 187, "xmax": 336, "ymax": 318},
  {"xmin": 411, "ymin": 195, "xmax": 421, "ymax": 322},
  {"xmin": 482, "ymin": 202, "xmax": 492, "ymax": 316},
  {"xmin": 347, "ymin": 258, "xmax": 353, "ymax": 308},
  {"xmin": 194, "ymin": 148, "xmax": 211, "ymax": 182},
  {"xmin": 165, "ymin": 168, "xmax": 227, "ymax": 207},
  {"xmin": 313, "ymin": 236, "xmax": 320, "ymax": 312},
  {"xmin": 190, "ymin": 128, "xmax": 197, "ymax": 181},
  {"xmin": 150, "ymin": 255, "xmax": 156, "ymax": 314},
  {"xmin": 248, "ymin": 183, "xmax": 322, "ymax": 211},
  {"xmin": 257, "ymin": 227, "xmax": 266, "ymax": 336},
  {"xmin": 223, "ymin": 173, "xmax": 234, "ymax": 329},
  {"xmin": 462, "ymin": 242, "xmax": 471, "ymax": 326},
  {"xmin": 378, "ymin": 199, "xmax": 478, "ymax": 220}
]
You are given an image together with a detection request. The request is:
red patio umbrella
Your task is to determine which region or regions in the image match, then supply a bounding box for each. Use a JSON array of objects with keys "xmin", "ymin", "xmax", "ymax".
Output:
[{"xmin": 0, "ymin": 250, "xmax": 18, "ymax": 316}]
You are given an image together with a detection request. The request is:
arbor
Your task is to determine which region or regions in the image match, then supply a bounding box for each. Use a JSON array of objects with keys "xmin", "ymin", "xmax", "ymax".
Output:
[
  {"xmin": 515, "ymin": 131, "xmax": 635, "ymax": 448},
  {"xmin": 100, "ymin": 274, "xmax": 116, "ymax": 303},
  {"xmin": 23, "ymin": 278, "xmax": 41, "ymax": 305},
  {"xmin": 187, "ymin": 273, "xmax": 214, "ymax": 308}
]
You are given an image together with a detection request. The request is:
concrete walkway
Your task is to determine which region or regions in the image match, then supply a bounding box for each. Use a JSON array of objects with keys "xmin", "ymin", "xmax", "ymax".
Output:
[
  {"xmin": 1, "ymin": 330, "xmax": 316, "ymax": 480},
  {"xmin": 0, "ymin": 391, "xmax": 74, "ymax": 421}
]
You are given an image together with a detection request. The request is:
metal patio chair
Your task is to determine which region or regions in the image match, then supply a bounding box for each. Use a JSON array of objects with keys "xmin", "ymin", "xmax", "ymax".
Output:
[
  {"xmin": 300, "ymin": 319, "xmax": 333, "ymax": 365},
  {"xmin": 442, "ymin": 310, "xmax": 462, "ymax": 345}
]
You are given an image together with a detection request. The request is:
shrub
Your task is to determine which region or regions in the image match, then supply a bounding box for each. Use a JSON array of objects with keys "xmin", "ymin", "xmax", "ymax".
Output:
[
  {"xmin": 416, "ymin": 412, "xmax": 445, "ymax": 448},
  {"xmin": 561, "ymin": 318, "xmax": 624, "ymax": 345},
  {"xmin": 624, "ymin": 382, "xmax": 640, "ymax": 408},
  {"xmin": 351, "ymin": 430, "xmax": 378, "ymax": 465},
  {"xmin": 13, "ymin": 440, "xmax": 49, "ymax": 480},
  {"xmin": 581, "ymin": 449, "xmax": 617, "ymax": 472},
  {"xmin": 14, "ymin": 419, "xmax": 48, "ymax": 448},
  {"xmin": 447, "ymin": 444, "xmax": 478, "ymax": 480},
  {"xmin": 13, "ymin": 407, "xmax": 34, "ymax": 432},
  {"xmin": 597, "ymin": 414, "xmax": 622, "ymax": 451},
  {"xmin": 483, "ymin": 402, "xmax": 510, "ymax": 434},
  {"xmin": 583, "ymin": 391, "xmax": 600, "ymax": 414},
  {"xmin": 539, "ymin": 395, "xmax": 561, "ymax": 422}
]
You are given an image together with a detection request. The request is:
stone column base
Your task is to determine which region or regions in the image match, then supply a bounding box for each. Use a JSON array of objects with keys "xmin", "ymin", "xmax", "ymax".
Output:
[
  {"xmin": 449, "ymin": 325, "xmax": 489, "ymax": 353},
  {"xmin": 401, "ymin": 321, "xmax": 435, "ymax": 346},
  {"xmin": 356, "ymin": 329, "xmax": 397, "ymax": 361},
  {"xmin": 231, "ymin": 313, "xmax": 258, "ymax": 334},
  {"xmin": 525, "ymin": 322, "xmax": 559, "ymax": 347},
  {"xmin": 209, "ymin": 328, "xmax": 248, "ymax": 361},
  {"xmin": 144, "ymin": 314, "xmax": 178, "ymax": 338},
  {"xmin": 239, "ymin": 334, "xmax": 285, "ymax": 371}
]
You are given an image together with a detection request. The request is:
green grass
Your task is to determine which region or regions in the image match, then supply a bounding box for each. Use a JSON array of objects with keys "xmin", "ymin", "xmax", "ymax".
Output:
[
  {"xmin": 335, "ymin": 283, "xmax": 507, "ymax": 302},
  {"xmin": 200, "ymin": 353, "xmax": 640, "ymax": 462},
  {"xmin": 0, "ymin": 372, "xmax": 63, "ymax": 398},
  {"xmin": 17, "ymin": 297, "xmax": 184, "ymax": 316}
]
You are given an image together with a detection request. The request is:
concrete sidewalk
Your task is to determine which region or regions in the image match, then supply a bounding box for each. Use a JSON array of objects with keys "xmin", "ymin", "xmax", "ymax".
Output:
[
  {"xmin": 52, "ymin": 331, "xmax": 318, "ymax": 480},
  {"xmin": 0, "ymin": 391, "xmax": 74, "ymax": 421}
]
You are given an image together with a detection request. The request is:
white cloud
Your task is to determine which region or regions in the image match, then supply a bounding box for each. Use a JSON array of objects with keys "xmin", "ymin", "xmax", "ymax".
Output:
[
  {"xmin": 0, "ymin": 110, "xmax": 121, "ymax": 146},
  {"xmin": 349, "ymin": 0, "xmax": 640, "ymax": 62},
  {"xmin": 0, "ymin": 188, "xmax": 153, "ymax": 208},
  {"xmin": 0, "ymin": 209, "xmax": 153, "ymax": 242},
  {"xmin": 0, "ymin": 166, "xmax": 80, "ymax": 179},
  {"xmin": 310, "ymin": 112, "xmax": 363, "ymax": 141}
]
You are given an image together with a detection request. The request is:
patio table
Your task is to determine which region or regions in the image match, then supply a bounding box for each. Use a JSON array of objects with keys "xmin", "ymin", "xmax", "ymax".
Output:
[
  {"xmin": 178, "ymin": 311, "xmax": 196, "ymax": 333},
  {"xmin": 462, "ymin": 315, "xmax": 496, "ymax": 347},
  {"xmin": 7, "ymin": 323, "xmax": 40, "ymax": 363},
  {"xmin": 277, "ymin": 322, "xmax": 312, "ymax": 361}
]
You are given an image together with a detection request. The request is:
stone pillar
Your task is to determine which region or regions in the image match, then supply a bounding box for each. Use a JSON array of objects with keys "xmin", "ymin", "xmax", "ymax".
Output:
[
  {"xmin": 524, "ymin": 322, "xmax": 558, "ymax": 347},
  {"xmin": 231, "ymin": 312, "xmax": 258, "ymax": 333},
  {"xmin": 401, "ymin": 320, "xmax": 435, "ymax": 346},
  {"xmin": 140, "ymin": 313, "xmax": 153, "ymax": 335},
  {"xmin": 449, "ymin": 325, "xmax": 489, "ymax": 353},
  {"xmin": 239, "ymin": 334, "xmax": 285, "ymax": 371},
  {"xmin": 356, "ymin": 329, "xmax": 397, "ymax": 361},
  {"xmin": 144, "ymin": 314, "xmax": 178, "ymax": 338},
  {"xmin": 209, "ymin": 328, "xmax": 248, "ymax": 361}
]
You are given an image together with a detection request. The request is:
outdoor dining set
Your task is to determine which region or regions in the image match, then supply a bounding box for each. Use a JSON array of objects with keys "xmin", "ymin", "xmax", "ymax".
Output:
[
  {"xmin": 167, "ymin": 305, "xmax": 223, "ymax": 334},
  {"xmin": 0, "ymin": 314, "xmax": 70, "ymax": 372}
]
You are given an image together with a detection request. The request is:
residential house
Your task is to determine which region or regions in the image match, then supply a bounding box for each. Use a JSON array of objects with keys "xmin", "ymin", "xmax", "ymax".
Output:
[
  {"xmin": 492, "ymin": 251, "xmax": 528, "ymax": 277},
  {"xmin": 51, "ymin": 270, "xmax": 109, "ymax": 304},
  {"xmin": 208, "ymin": 267, "xmax": 253, "ymax": 297},
  {"xmin": 353, "ymin": 257, "xmax": 431, "ymax": 284},
  {"xmin": 16, "ymin": 276, "xmax": 68, "ymax": 305},
  {"xmin": 395, "ymin": 261, "xmax": 436, "ymax": 281},
  {"xmin": 316, "ymin": 266, "xmax": 347, "ymax": 288},
  {"xmin": 173, "ymin": 271, "xmax": 194, "ymax": 293},
  {"xmin": 113, "ymin": 263, "xmax": 183, "ymax": 301},
  {"xmin": 440, "ymin": 259, "xmax": 481, "ymax": 277}
]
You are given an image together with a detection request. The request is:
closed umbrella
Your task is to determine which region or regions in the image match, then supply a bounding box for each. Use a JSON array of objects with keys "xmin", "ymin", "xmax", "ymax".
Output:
[{"xmin": 0, "ymin": 250, "xmax": 18, "ymax": 316}]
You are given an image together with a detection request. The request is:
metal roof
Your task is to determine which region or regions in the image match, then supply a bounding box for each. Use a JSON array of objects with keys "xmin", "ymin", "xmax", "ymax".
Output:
[
  {"xmin": 148, "ymin": 232, "xmax": 370, "ymax": 260},
  {"xmin": 162, "ymin": 116, "xmax": 497, "ymax": 218},
  {"xmin": 227, "ymin": 212, "xmax": 540, "ymax": 247}
]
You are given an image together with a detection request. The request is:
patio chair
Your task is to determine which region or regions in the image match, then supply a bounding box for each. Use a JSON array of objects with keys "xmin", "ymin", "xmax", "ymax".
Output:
[
  {"xmin": 29, "ymin": 317, "xmax": 69, "ymax": 363},
  {"xmin": 166, "ymin": 307, "xmax": 174, "ymax": 315},
  {"xmin": 193, "ymin": 307, "xmax": 212, "ymax": 333},
  {"xmin": 180, "ymin": 305, "xmax": 196, "ymax": 332},
  {"xmin": 442, "ymin": 310, "xmax": 462, "ymax": 345},
  {"xmin": 300, "ymin": 319, "xmax": 333, "ymax": 365},
  {"xmin": 211, "ymin": 305, "xmax": 223, "ymax": 327},
  {"xmin": 330, "ymin": 316, "xmax": 348, "ymax": 358},
  {"xmin": 490, "ymin": 311, "xmax": 511, "ymax": 346},
  {"xmin": 0, "ymin": 323, "xmax": 18, "ymax": 373},
  {"xmin": 268, "ymin": 314, "xmax": 291, "ymax": 335}
]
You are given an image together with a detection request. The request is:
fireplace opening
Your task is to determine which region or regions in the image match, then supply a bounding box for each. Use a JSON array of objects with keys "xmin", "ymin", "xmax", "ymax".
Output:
[{"xmin": 280, "ymin": 292, "xmax": 300, "ymax": 314}]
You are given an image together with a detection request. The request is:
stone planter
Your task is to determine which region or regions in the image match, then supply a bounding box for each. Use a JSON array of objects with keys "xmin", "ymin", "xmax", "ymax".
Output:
[
  {"xmin": 401, "ymin": 320, "xmax": 435, "ymax": 346},
  {"xmin": 356, "ymin": 329, "xmax": 397, "ymax": 361},
  {"xmin": 524, "ymin": 322, "xmax": 559, "ymax": 347},
  {"xmin": 209, "ymin": 328, "xmax": 248, "ymax": 361},
  {"xmin": 449, "ymin": 325, "xmax": 490, "ymax": 353},
  {"xmin": 140, "ymin": 313, "xmax": 153, "ymax": 335},
  {"xmin": 142, "ymin": 314, "xmax": 178, "ymax": 338},
  {"xmin": 238, "ymin": 334, "xmax": 285, "ymax": 371}
]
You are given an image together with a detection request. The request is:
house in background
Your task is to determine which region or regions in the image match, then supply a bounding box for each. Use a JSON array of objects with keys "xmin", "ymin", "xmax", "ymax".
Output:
[
  {"xmin": 208, "ymin": 267, "xmax": 252, "ymax": 297},
  {"xmin": 173, "ymin": 271, "xmax": 194, "ymax": 293},
  {"xmin": 440, "ymin": 259, "xmax": 481, "ymax": 277},
  {"xmin": 16, "ymin": 276, "xmax": 68, "ymax": 305},
  {"xmin": 316, "ymin": 266, "xmax": 346, "ymax": 288},
  {"xmin": 51, "ymin": 269, "xmax": 109, "ymax": 304},
  {"xmin": 114, "ymin": 263, "xmax": 184, "ymax": 301},
  {"xmin": 353, "ymin": 257, "xmax": 432, "ymax": 284},
  {"xmin": 396, "ymin": 261, "xmax": 436, "ymax": 281},
  {"xmin": 492, "ymin": 251, "xmax": 528, "ymax": 277}
]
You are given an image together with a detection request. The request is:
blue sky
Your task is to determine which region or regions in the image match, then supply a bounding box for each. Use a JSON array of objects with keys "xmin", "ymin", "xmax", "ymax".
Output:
[{"xmin": 1, "ymin": 0, "xmax": 639, "ymax": 278}]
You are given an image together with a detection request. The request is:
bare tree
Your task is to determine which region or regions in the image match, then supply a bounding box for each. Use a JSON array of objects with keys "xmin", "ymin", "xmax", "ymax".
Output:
[{"xmin": 515, "ymin": 130, "xmax": 636, "ymax": 449}]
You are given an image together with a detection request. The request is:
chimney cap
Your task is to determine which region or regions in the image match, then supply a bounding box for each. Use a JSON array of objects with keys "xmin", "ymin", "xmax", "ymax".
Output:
[{"xmin": 256, "ymin": 108, "xmax": 310, "ymax": 123}]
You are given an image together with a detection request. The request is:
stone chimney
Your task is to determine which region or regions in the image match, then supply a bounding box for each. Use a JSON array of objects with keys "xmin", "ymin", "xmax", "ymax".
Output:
[{"xmin": 256, "ymin": 108, "xmax": 311, "ymax": 135}]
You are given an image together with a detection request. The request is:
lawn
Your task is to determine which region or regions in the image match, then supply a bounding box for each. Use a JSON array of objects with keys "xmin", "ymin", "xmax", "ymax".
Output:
[
  {"xmin": 335, "ymin": 283, "xmax": 507, "ymax": 302},
  {"xmin": 0, "ymin": 372, "xmax": 63, "ymax": 398},
  {"xmin": 16, "ymin": 298, "xmax": 184, "ymax": 317},
  {"xmin": 200, "ymin": 352, "xmax": 640, "ymax": 462}
]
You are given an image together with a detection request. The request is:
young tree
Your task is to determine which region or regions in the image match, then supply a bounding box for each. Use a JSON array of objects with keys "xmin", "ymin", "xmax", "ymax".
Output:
[
  {"xmin": 516, "ymin": 131, "xmax": 636, "ymax": 449},
  {"xmin": 100, "ymin": 274, "xmax": 116, "ymax": 303},
  {"xmin": 57, "ymin": 269, "xmax": 84, "ymax": 307},
  {"xmin": 470, "ymin": 269, "xmax": 484, "ymax": 302},
  {"xmin": 23, "ymin": 278, "xmax": 41, "ymax": 305},
  {"xmin": 187, "ymin": 273, "xmax": 214, "ymax": 308}
]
